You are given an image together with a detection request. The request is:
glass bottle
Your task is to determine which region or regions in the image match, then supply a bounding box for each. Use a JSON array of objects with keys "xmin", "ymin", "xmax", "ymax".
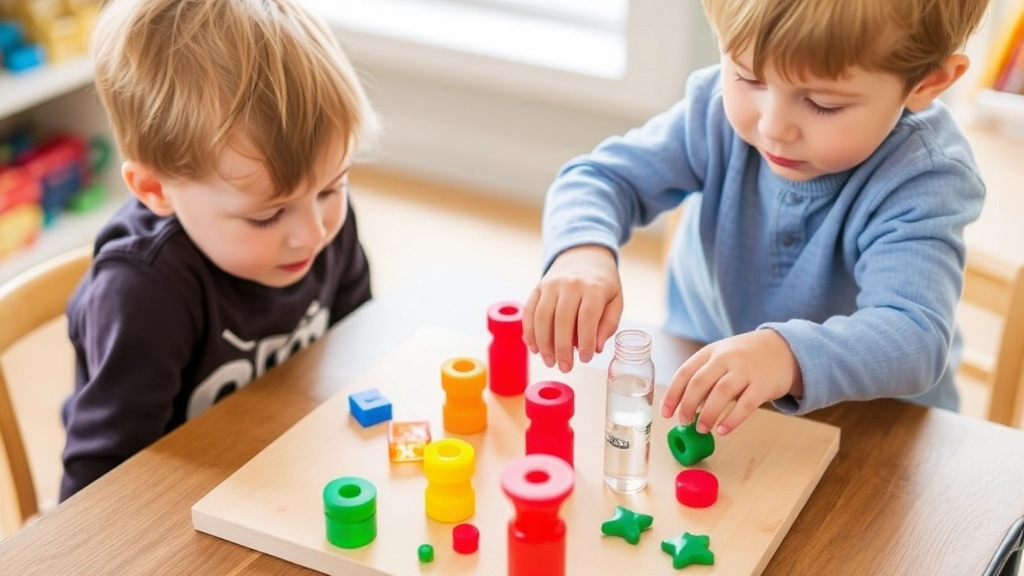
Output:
[{"xmin": 602, "ymin": 329, "xmax": 655, "ymax": 493}]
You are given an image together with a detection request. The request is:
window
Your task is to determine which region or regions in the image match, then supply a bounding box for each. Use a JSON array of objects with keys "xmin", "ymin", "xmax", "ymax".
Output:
[{"xmin": 301, "ymin": 0, "xmax": 698, "ymax": 117}]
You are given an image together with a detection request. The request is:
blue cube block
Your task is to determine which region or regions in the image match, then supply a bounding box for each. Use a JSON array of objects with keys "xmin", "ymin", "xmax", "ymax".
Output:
[{"xmin": 349, "ymin": 388, "xmax": 392, "ymax": 428}]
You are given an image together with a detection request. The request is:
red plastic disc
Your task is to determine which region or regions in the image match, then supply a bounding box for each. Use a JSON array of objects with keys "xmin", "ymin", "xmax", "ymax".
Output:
[
  {"xmin": 453, "ymin": 523, "xmax": 480, "ymax": 554},
  {"xmin": 675, "ymin": 469, "xmax": 718, "ymax": 508}
]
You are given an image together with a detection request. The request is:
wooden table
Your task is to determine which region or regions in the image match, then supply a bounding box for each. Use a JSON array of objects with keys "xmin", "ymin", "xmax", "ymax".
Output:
[{"xmin": 2, "ymin": 269, "xmax": 1023, "ymax": 575}]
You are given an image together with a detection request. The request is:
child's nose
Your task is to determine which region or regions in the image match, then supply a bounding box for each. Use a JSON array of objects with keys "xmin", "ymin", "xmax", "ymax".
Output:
[
  {"xmin": 286, "ymin": 207, "xmax": 327, "ymax": 249},
  {"xmin": 757, "ymin": 99, "xmax": 798, "ymax": 143}
]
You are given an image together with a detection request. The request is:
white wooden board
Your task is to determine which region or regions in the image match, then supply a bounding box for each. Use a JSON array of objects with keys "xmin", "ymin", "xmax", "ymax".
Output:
[{"xmin": 193, "ymin": 327, "xmax": 839, "ymax": 575}]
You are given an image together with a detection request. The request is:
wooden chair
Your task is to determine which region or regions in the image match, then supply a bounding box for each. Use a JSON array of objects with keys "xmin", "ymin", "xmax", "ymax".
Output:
[
  {"xmin": 0, "ymin": 245, "xmax": 92, "ymax": 535},
  {"xmin": 661, "ymin": 209, "xmax": 1024, "ymax": 427},
  {"xmin": 960, "ymin": 248, "xmax": 1024, "ymax": 428}
]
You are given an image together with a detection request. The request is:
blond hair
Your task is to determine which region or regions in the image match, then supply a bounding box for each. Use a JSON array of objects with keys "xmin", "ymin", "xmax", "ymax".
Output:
[
  {"xmin": 92, "ymin": 0, "xmax": 376, "ymax": 197},
  {"xmin": 702, "ymin": 0, "xmax": 989, "ymax": 91}
]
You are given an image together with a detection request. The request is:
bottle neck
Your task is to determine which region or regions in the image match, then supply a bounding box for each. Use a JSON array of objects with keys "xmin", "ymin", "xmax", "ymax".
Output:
[{"xmin": 613, "ymin": 330, "xmax": 652, "ymax": 363}]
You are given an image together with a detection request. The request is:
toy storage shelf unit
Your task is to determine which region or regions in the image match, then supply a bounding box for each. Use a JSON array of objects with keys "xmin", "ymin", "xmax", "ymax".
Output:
[
  {"xmin": 0, "ymin": 55, "xmax": 120, "ymax": 285},
  {"xmin": 0, "ymin": 56, "xmax": 93, "ymax": 119},
  {"xmin": 973, "ymin": 89, "xmax": 1024, "ymax": 137}
]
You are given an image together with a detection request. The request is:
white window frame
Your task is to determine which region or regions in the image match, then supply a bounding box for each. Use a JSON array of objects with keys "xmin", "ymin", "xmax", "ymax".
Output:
[{"xmin": 303, "ymin": 0, "xmax": 697, "ymax": 118}]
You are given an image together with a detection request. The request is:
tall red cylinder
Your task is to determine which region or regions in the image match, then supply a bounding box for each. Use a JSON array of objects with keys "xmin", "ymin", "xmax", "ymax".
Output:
[
  {"xmin": 525, "ymin": 381, "xmax": 574, "ymax": 467},
  {"xmin": 488, "ymin": 301, "xmax": 528, "ymax": 396},
  {"xmin": 500, "ymin": 454, "xmax": 574, "ymax": 576}
]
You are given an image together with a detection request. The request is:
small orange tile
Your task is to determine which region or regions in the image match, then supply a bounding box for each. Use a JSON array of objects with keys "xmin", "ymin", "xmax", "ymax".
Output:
[{"xmin": 388, "ymin": 420, "xmax": 432, "ymax": 462}]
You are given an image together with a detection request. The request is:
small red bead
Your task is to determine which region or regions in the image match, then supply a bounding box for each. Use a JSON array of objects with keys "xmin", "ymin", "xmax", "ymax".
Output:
[
  {"xmin": 453, "ymin": 523, "xmax": 480, "ymax": 554},
  {"xmin": 675, "ymin": 469, "xmax": 718, "ymax": 508}
]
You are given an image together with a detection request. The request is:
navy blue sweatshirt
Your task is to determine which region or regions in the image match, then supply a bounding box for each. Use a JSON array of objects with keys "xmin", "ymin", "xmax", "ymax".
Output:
[{"xmin": 61, "ymin": 199, "xmax": 371, "ymax": 500}]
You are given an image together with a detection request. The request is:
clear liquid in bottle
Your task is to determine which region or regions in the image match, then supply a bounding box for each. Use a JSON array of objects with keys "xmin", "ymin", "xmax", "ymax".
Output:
[{"xmin": 602, "ymin": 330, "xmax": 654, "ymax": 493}]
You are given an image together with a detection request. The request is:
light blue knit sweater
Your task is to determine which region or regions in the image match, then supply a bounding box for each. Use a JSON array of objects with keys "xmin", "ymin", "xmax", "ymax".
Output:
[{"xmin": 542, "ymin": 65, "xmax": 985, "ymax": 415}]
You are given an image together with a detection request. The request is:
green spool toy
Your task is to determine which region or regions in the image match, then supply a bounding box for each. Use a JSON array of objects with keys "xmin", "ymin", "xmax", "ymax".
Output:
[
  {"xmin": 667, "ymin": 421, "xmax": 715, "ymax": 466},
  {"xmin": 323, "ymin": 476, "xmax": 377, "ymax": 549}
]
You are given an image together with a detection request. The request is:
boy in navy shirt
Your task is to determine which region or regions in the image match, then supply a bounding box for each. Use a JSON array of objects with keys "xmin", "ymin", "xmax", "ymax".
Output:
[{"xmin": 61, "ymin": 0, "xmax": 376, "ymax": 500}]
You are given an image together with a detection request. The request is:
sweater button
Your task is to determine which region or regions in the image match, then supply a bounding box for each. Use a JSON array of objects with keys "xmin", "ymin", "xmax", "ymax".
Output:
[
  {"xmin": 782, "ymin": 234, "xmax": 798, "ymax": 247},
  {"xmin": 786, "ymin": 192, "xmax": 801, "ymax": 205}
]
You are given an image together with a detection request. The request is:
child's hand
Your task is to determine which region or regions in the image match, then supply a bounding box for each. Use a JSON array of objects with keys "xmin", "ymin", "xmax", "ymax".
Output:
[
  {"xmin": 660, "ymin": 329, "xmax": 802, "ymax": 435},
  {"xmin": 523, "ymin": 245, "xmax": 623, "ymax": 372}
]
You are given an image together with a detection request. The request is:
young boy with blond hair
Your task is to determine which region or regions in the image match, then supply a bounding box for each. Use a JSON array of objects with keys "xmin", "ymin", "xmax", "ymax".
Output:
[
  {"xmin": 524, "ymin": 0, "xmax": 991, "ymax": 436},
  {"xmin": 60, "ymin": 0, "xmax": 377, "ymax": 500}
]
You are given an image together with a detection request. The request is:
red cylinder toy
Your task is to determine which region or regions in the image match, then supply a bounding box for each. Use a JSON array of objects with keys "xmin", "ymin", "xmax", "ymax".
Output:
[
  {"xmin": 525, "ymin": 381, "xmax": 575, "ymax": 467},
  {"xmin": 487, "ymin": 301, "xmax": 528, "ymax": 396},
  {"xmin": 500, "ymin": 454, "xmax": 574, "ymax": 576}
]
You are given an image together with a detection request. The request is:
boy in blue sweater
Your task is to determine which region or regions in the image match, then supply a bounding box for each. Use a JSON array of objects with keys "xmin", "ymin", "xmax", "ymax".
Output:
[{"xmin": 523, "ymin": 0, "xmax": 991, "ymax": 435}]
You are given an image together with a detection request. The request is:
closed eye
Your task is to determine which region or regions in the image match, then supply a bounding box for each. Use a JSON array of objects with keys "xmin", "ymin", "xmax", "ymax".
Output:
[
  {"xmin": 733, "ymin": 72, "xmax": 763, "ymax": 87},
  {"xmin": 804, "ymin": 99, "xmax": 844, "ymax": 116},
  {"xmin": 318, "ymin": 176, "xmax": 349, "ymax": 200},
  {"xmin": 247, "ymin": 209, "xmax": 283, "ymax": 229}
]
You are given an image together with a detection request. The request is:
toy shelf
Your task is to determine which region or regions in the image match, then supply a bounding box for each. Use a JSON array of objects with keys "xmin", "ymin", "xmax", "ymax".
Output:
[
  {"xmin": 974, "ymin": 89, "xmax": 1024, "ymax": 134},
  {"xmin": 0, "ymin": 197, "xmax": 120, "ymax": 284},
  {"xmin": 0, "ymin": 55, "xmax": 93, "ymax": 119}
]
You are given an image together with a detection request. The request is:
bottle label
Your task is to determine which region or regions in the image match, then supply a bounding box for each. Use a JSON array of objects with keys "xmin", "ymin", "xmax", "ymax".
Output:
[{"xmin": 605, "ymin": 432, "xmax": 630, "ymax": 449}]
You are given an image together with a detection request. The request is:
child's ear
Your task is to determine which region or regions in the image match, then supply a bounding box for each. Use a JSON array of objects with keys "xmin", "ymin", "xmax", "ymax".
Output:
[
  {"xmin": 122, "ymin": 160, "xmax": 175, "ymax": 216},
  {"xmin": 904, "ymin": 54, "xmax": 970, "ymax": 112}
]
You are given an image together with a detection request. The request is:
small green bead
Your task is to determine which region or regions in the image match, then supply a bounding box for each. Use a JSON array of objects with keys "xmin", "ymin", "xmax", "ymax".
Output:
[
  {"xmin": 667, "ymin": 422, "xmax": 715, "ymax": 466},
  {"xmin": 418, "ymin": 543, "xmax": 434, "ymax": 563}
]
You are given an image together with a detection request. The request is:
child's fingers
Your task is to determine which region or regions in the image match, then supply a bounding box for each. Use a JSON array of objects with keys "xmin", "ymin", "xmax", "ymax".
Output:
[
  {"xmin": 574, "ymin": 294, "xmax": 601, "ymax": 363},
  {"xmin": 530, "ymin": 287, "xmax": 560, "ymax": 367},
  {"xmin": 713, "ymin": 391, "xmax": 760, "ymax": 435},
  {"xmin": 594, "ymin": 293, "xmax": 623, "ymax": 354},
  {"xmin": 694, "ymin": 375, "xmax": 745, "ymax": 434},
  {"xmin": 553, "ymin": 291, "xmax": 583, "ymax": 372},
  {"xmin": 522, "ymin": 286, "xmax": 542, "ymax": 353},
  {"xmin": 677, "ymin": 360, "xmax": 726, "ymax": 426},
  {"xmin": 660, "ymin": 347, "xmax": 709, "ymax": 418}
]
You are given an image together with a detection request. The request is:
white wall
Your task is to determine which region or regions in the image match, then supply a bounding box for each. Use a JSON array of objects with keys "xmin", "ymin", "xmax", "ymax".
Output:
[
  {"xmin": 340, "ymin": 0, "xmax": 1017, "ymax": 209},
  {"xmin": 339, "ymin": 7, "xmax": 719, "ymax": 208}
]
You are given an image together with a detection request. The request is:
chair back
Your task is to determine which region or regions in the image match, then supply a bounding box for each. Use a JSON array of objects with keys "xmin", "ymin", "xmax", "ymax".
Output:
[
  {"xmin": 960, "ymin": 248, "xmax": 1024, "ymax": 427},
  {"xmin": 0, "ymin": 245, "xmax": 92, "ymax": 535}
]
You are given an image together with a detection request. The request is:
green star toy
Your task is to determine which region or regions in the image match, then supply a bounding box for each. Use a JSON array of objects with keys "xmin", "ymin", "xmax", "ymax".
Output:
[
  {"xmin": 667, "ymin": 421, "xmax": 715, "ymax": 466},
  {"xmin": 661, "ymin": 532, "xmax": 715, "ymax": 569},
  {"xmin": 600, "ymin": 505, "xmax": 654, "ymax": 545}
]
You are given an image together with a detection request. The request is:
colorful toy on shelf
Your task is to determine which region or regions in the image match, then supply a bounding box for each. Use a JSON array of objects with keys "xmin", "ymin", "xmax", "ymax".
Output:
[
  {"xmin": 15, "ymin": 133, "xmax": 111, "ymax": 226},
  {"xmin": 6, "ymin": 0, "xmax": 103, "ymax": 63},
  {"xmin": 322, "ymin": 476, "xmax": 377, "ymax": 549},
  {"xmin": 0, "ymin": 127, "xmax": 110, "ymax": 261},
  {"xmin": 348, "ymin": 388, "xmax": 392, "ymax": 428},
  {"xmin": 487, "ymin": 301, "xmax": 528, "ymax": 395},
  {"xmin": 524, "ymin": 380, "xmax": 575, "ymax": 467},
  {"xmin": 423, "ymin": 438, "xmax": 475, "ymax": 523},
  {"xmin": 0, "ymin": 165, "xmax": 42, "ymax": 259},
  {"xmin": 0, "ymin": 19, "xmax": 44, "ymax": 73},
  {"xmin": 440, "ymin": 357, "xmax": 487, "ymax": 434},
  {"xmin": 0, "ymin": 127, "xmax": 34, "ymax": 165}
]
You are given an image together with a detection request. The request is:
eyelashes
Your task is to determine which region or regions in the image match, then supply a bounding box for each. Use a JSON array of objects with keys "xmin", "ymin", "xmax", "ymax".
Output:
[
  {"xmin": 248, "ymin": 211, "xmax": 283, "ymax": 229},
  {"xmin": 732, "ymin": 72, "xmax": 845, "ymax": 117},
  {"xmin": 245, "ymin": 187, "xmax": 342, "ymax": 229}
]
